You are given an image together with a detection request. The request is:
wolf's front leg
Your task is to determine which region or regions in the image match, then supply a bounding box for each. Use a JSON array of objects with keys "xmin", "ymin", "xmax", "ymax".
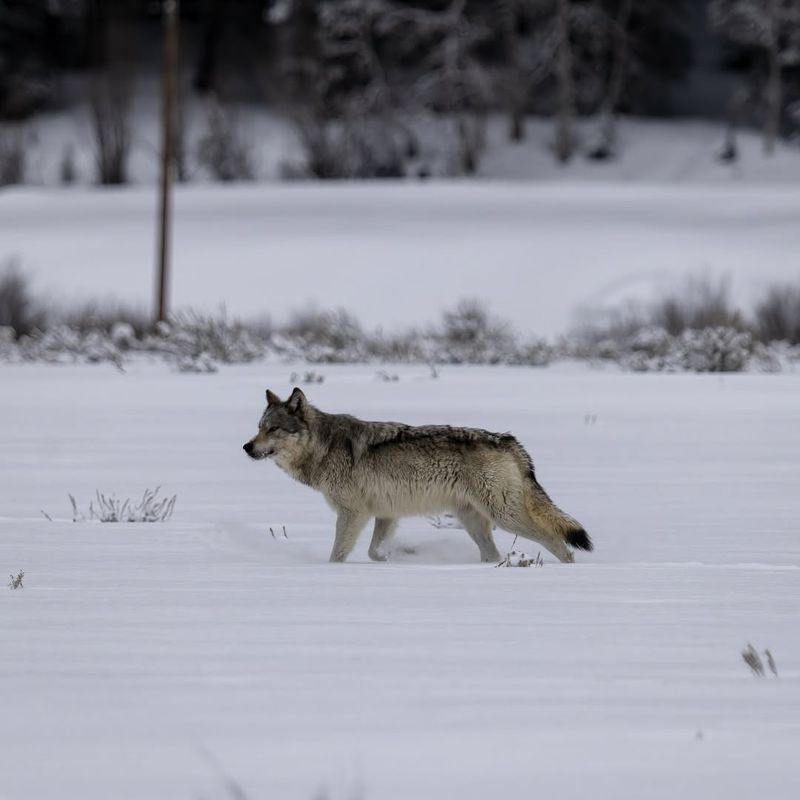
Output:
[{"xmin": 329, "ymin": 510, "xmax": 368, "ymax": 563}]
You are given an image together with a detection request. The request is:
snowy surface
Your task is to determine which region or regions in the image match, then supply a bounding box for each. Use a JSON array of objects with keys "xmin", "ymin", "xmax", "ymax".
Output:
[
  {"xmin": 18, "ymin": 101, "xmax": 800, "ymax": 186},
  {"xmin": 4, "ymin": 181, "xmax": 800, "ymax": 336},
  {"xmin": 1, "ymin": 361, "xmax": 799, "ymax": 800}
]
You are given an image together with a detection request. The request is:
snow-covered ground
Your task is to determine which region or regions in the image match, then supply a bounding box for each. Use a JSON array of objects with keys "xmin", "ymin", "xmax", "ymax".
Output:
[
  {"xmin": 4, "ymin": 181, "xmax": 800, "ymax": 336},
  {"xmin": 2, "ymin": 361, "xmax": 799, "ymax": 800},
  {"xmin": 17, "ymin": 97, "xmax": 800, "ymax": 186}
]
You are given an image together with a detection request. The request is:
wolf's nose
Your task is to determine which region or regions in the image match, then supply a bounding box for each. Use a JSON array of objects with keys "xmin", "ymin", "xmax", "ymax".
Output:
[{"xmin": 243, "ymin": 441, "xmax": 254, "ymax": 454}]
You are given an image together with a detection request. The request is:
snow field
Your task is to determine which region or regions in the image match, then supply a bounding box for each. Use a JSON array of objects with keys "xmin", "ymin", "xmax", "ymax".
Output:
[
  {"xmin": 1, "ymin": 361, "xmax": 799, "ymax": 799},
  {"xmin": 3, "ymin": 182, "xmax": 800, "ymax": 338}
]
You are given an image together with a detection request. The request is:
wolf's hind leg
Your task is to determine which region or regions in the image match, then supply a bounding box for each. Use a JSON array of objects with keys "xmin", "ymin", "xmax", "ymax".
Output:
[
  {"xmin": 369, "ymin": 517, "xmax": 398, "ymax": 561},
  {"xmin": 456, "ymin": 504, "xmax": 500, "ymax": 563},
  {"xmin": 329, "ymin": 510, "xmax": 368, "ymax": 563}
]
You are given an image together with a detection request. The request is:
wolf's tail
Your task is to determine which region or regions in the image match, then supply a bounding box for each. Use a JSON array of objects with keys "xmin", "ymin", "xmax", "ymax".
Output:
[{"xmin": 524, "ymin": 473, "xmax": 593, "ymax": 552}]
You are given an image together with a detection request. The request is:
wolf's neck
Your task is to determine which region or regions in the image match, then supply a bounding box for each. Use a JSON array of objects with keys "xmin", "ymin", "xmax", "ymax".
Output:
[
  {"xmin": 279, "ymin": 408, "xmax": 330, "ymax": 488},
  {"xmin": 299, "ymin": 410, "xmax": 360, "ymax": 489}
]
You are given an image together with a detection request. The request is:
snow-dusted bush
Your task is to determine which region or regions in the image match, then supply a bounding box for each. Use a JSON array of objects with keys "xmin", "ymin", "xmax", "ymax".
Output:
[
  {"xmin": 145, "ymin": 311, "xmax": 265, "ymax": 364},
  {"xmin": 3, "ymin": 271, "xmax": 797, "ymax": 374},
  {"xmin": 60, "ymin": 301, "xmax": 149, "ymax": 338},
  {"xmin": 577, "ymin": 322, "xmax": 758, "ymax": 373},
  {"xmin": 275, "ymin": 307, "xmax": 368, "ymax": 363},
  {"xmin": 509, "ymin": 337, "xmax": 556, "ymax": 367},
  {"xmin": 8, "ymin": 570, "xmax": 24, "ymax": 590},
  {"xmin": 497, "ymin": 550, "xmax": 544, "ymax": 568},
  {"xmin": 15, "ymin": 325, "xmax": 124, "ymax": 367},
  {"xmin": 366, "ymin": 329, "xmax": 430, "ymax": 363},
  {"xmin": 619, "ymin": 326, "xmax": 684, "ymax": 372},
  {"xmin": 174, "ymin": 352, "xmax": 218, "ymax": 374},
  {"xmin": 69, "ymin": 488, "xmax": 176, "ymax": 523},
  {"xmin": 110, "ymin": 321, "xmax": 136, "ymax": 350},
  {"xmin": 433, "ymin": 299, "xmax": 517, "ymax": 365},
  {"xmin": 679, "ymin": 327, "xmax": 752, "ymax": 372},
  {"xmin": 568, "ymin": 273, "xmax": 800, "ymax": 372},
  {"xmin": 617, "ymin": 326, "xmax": 752, "ymax": 372},
  {"xmin": 1, "ymin": 307, "xmax": 264, "ymax": 369},
  {"xmin": 751, "ymin": 341, "xmax": 800, "ymax": 373}
]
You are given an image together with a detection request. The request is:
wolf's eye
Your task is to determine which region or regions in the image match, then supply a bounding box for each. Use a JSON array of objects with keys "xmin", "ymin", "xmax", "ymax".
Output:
[{"xmin": 266, "ymin": 426, "xmax": 279, "ymax": 434}]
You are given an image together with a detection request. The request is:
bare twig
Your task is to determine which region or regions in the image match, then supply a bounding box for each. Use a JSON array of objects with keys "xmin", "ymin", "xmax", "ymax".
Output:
[
  {"xmin": 764, "ymin": 649, "xmax": 778, "ymax": 677},
  {"xmin": 497, "ymin": 536, "xmax": 544, "ymax": 568},
  {"xmin": 742, "ymin": 643, "xmax": 765, "ymax": 676}
]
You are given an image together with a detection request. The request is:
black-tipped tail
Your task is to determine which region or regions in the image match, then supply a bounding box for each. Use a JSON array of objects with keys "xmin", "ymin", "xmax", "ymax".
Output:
[{"xmin": 566, "ymin": 527, "xmax": 593, "ymax": 552}]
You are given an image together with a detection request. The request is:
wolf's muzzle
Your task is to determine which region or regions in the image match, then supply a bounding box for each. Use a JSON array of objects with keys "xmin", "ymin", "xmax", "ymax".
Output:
[{"xmin": 243, "ymin": 441, "xmax": 255, "ymax": 455}]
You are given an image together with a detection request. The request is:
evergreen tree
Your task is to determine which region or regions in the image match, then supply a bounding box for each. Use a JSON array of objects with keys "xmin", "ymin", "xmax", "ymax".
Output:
[{"xmin": 710, "ymin": 0, "xmax": 800, "ymax": 154}]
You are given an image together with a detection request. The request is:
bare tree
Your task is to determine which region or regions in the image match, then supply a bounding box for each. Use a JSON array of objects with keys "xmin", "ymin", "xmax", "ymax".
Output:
[
  {"xmin": 288, "ymin": 0, "xmax": 322, "ymax": 110},
  {"xmin": 391, "ymin": 0, "xmax": 493, "ymax": 174},
  {"xmin": 89, "ymin": 65, "xmax": 133, "ymax": 185},
  {"xmin": 764, "ymin": 0, "xmax": 782, "ymax": 154},
  {"xmin": 196, "ymin": 96, "xmax": 255, "ymax": 181},
  {"xmin": 193, "ymin": 0, "xmax": 227, "ymax": 93},
  {"xmin": 512, "ymin": 0, "xmax": 609, "ymax": 163},
  {"xmin": 554, "ymin": 0, "xmax": 575, "ymax": 162},
  {"xmin": 286, "ymin": 0, "xmax": 416, "ymax": 178},
  {"xmin": 87, "ymin": 11, "xmax": 136, "ymax": 185},
  {"xmin": 497, "ymin": 0, "xmax": 527, "ymax": 141},
  {"xmin": 593, "ymin": 0, "xmax": 634, "ymax": 159}
]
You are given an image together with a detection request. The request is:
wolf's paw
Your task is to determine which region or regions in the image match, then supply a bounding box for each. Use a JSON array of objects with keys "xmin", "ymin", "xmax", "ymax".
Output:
[{"xmin": 368, "ymin": 548, "xmax": 389, "ymax": 562}]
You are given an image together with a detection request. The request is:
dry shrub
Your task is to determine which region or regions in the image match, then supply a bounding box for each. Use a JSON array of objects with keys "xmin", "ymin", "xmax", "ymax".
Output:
[
  {"xmin": 196, "ymin": 98, "xmax": 255, "ymax": 182},
  {"xmin": 0, "ymin": 259, "xmax": 47, "ymax": 336},
  {"xmin": 651, "ymin": 275, "xmax": 745, "ymax": 335},
  {"xmin": 754, "ymin": 283, "xmax": 800, "ymax": 345},
  {"xmin": 89, "ymin": 66, "xmax": 133, "ymax": 185},
  {"xmin": 0, "ymin": 124, "xmax": 28, "ymax": 185}
]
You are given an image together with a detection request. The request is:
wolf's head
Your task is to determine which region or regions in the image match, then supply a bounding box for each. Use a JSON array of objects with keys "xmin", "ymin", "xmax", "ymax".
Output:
[{"xmin": 243, "ymin": 387, "xmax": 313, "ymax": 468}]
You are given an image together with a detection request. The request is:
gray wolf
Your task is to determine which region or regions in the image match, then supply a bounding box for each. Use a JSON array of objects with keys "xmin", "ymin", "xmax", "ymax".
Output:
[{"xmin": 243, "ymin": 388, "xmax": 592, "ymax": 564}]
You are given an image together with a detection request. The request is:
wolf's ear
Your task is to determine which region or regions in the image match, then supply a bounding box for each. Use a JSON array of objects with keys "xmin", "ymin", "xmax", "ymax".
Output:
[
  {"xmin": 266, "ymin": 389, "xmax": 281, "ymax": 407},
  {"xmin": 287, "ymin": 387, "xmax": 307, "ymax": 414}
]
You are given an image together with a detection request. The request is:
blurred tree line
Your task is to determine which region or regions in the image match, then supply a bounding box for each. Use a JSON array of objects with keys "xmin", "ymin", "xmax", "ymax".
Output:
[{"xmin": 1, "ymin": 1, "xmax": 798, "ymax": 178}]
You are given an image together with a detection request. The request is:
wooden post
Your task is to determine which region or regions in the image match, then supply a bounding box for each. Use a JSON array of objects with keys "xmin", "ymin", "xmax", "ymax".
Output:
[
  {"xmin": 555, "ymin": 0, "xmax": 574, "ymax": 163},
  {"xmin": 764, "ymin": 0, "xmax": 781, "ymax": 156},
  {"xmin": 156, "ymin": 0, "xmax": 179, "ymax": 323}
]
